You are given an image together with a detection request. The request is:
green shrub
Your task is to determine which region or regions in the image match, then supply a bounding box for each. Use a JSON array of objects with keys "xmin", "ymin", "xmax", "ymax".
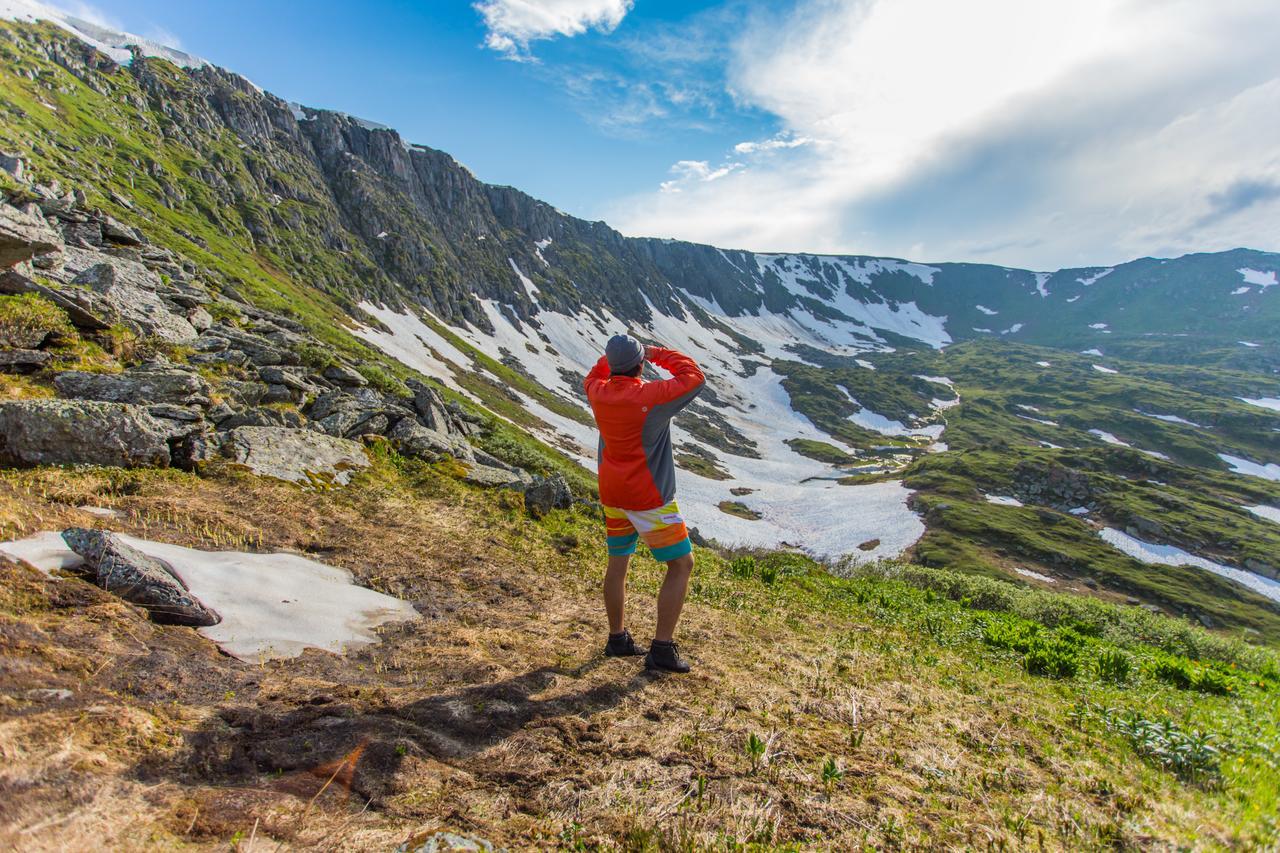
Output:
[
  {"xmin": 1094, "ymin": 648, "xmax": 1133, "ymax": 684},
  {"xmin": 728, "ymin": 556, "xmax": 758, "ymax": 580},
  {"xmin": 294, "ymin": 341, "xmax": 334, "ymax": 369},
  {"xmin": 0, "ymin": 292, "xmax": 73, "ymax": 346},
  {"xmin": 1023, "ymin": 639, "xmax": 1079, "ymax": 679},
  {"xmin": 356, "ymin": 363, "xmax": 407, "ymax": 396}
]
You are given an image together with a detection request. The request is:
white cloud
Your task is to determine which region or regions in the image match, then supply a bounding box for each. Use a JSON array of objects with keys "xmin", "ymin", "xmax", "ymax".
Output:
[
  {"xmin": 733, "ymin": 133, "xmax": 813, "ymax": 155},
  {"xmin": 659, "ymin": 159, "xmax": 745, "ymax": 193},
  {"xmin": 474, "ymin": 0, "xmax": 633, "ymax": 60},
  {"xmin": 607, "ymin": 0, "xmax": 1280, "ymax": 267}
]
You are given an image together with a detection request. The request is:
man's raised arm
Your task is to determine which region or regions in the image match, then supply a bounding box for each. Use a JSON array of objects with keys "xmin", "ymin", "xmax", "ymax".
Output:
[{"xmin": 641, "ymin": 346, "xmax": 705, "ymax": 409}]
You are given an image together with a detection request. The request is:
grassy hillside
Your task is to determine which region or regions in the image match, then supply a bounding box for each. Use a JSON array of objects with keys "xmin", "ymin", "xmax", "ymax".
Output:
[{"xmin": 1, "ymin": 457, "xmax": 1277, "ymax": 850}]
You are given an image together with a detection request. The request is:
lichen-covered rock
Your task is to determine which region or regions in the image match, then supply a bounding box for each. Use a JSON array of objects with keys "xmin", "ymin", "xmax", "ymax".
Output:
[
  {"xmin": 461, "ymin": 463, "xmax": 526, "ymax": 488},
  {"xmin": 222, "ymin": 426, "xmax": 370, "ymax": 486},
  {"xmin": 388, "ymin": 417, "xmax": 474, "ymax": 462},
  {"xmin": 0, "ymin": 349, "xmax": 51, "ymax": 373},
  {"xmin": 61, "ymin": 527, "xmax": 221, "ymax": 626},
  {"xmin": 54, "ymin": 366, "xmax": 211, "ymax": 406},
  {"xmin": 0, "ymin": 400, "xmax": 173, "ymax": 468},
  {"xmin": 522, "ymin": 473, "xmax": 572, "ymax": 518},
  {"xmin": 0, "ymin": 202, "xmax": 61, "ymax": 267},
  {"xmin": 396, "ymin": 830, "xmax": 494, "ymax": 853},
  {"xmin": 69, "ymin": 252, "xmax": 197, "ymax": 343}
]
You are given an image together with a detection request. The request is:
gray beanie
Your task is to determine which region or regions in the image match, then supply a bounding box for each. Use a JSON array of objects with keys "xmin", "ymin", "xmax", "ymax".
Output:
[{"xmin": 605, "ymin": 334, "xmax": 644, "ymax": 374}]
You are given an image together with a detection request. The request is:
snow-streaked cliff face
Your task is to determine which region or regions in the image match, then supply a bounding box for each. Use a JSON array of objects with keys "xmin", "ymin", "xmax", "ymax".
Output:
[{"xmin": 0, "ymin": 0, "xmax": 208, "ymax": 68}]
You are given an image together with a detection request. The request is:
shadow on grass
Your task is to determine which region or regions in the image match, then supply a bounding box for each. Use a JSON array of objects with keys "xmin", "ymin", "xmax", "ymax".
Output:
[{"xmin": 166, "ymin": 655, "xmax": 654, "ymax": 806}]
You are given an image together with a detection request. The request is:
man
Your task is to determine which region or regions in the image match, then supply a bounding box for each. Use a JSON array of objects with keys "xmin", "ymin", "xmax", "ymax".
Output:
[{"xmin": 584, "ymin": 334, "xmax": 705, "ymax": 673}]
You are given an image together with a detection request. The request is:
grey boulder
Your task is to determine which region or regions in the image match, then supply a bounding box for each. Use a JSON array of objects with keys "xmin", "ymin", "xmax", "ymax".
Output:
[
  {"xmin": 389, "ymin": 417, "xmax": 474, "ymax": 462},
  {"xmin": 0, "ymin": 202, "xmax": 61, "ymax": 267},
  {"xmin": 61, "ymin": 528, "xmax": 220, "ymax": 626},
  {"xmin": 462, "ymin": 463, "xmax": 527, "ymax": 489},
  {"xmin": 54, "ymin": 366, "xmax": 211, "ymax": 407},
  {"xmin": 0, "ymin": 349, "xmax": 51, "ymax": 374},
  {"xmin": 222, "ymin": 426, "xmax": 370, "ymax": 486},
  {"xmin": 70, "ymin": 252, "xmax": 197, "ymax": 343},
  {"xmin": 0, "ymin": 400, "xmax": 173, "ymax": 468},
  {"xmin": 523, "ymin": 473, "xmax": 573, "ymax": 518}
]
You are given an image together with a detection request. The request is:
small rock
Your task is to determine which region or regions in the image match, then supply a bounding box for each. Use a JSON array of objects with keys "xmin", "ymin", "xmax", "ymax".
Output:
[
  {"xmin": 0, "ymin": 349, "xmax": 51, "ymax": 374},
  {"xmin": 396, "ymin": 830, "xmax": 494, "ymax": 853},
  {"xmin": 857, "ymin": 538, "xmax": 881, "ymax": 552},
  {"xmin": 523, "ymin": 473, "xmax": 572, "ymax": 518},
  {"xmin": 61, "ymin": 528, "xmax": 220, "ymax": 626},
  {"xmin": 100, "ymin": 215, "xmax": 144, "ymax": 246},
  {"xmin": 323, "ymin": 363, "xmax": 367, "ymax": 387},
  {"xmin": 462, "ymin": 463, "xmax": 526, "ymax": 488},
  {"xmin": 0, "ymin": 153, "xmax": 26, "ymax": 182}
]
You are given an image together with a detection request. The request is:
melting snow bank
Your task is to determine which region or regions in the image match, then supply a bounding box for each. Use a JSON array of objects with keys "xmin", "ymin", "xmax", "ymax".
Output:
[
  {"xmin": 1239, "ymin": 397, "xmax": 1280, "ymax": 413},
  {"xmin": 0, "ymin": 532, "xmax": 418, "ymax": 662},
  {"xmin": 1098, "ymin": 528, "xmax": 1280, "ymax": 603},
  {"xmin": 1248, "ymin": 505, "xmax": 1280, "ymax": 525},
  {"xmin": 1219, "ymin": 454, "xmax": 1280, "ymax": 482}
]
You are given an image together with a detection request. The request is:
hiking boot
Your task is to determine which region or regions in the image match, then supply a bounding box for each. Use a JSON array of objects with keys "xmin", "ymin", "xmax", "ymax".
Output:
[
  {"xmin": 645, "ymin": 640, "xmax": 691, "ymax": 673},
  {"xmin": 605, "ymin": 629, "xmax": 644, "ymax": 657}
]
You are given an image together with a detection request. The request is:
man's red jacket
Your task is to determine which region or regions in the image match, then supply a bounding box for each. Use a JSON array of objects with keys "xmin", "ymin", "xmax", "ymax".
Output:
[{"xmin": 584, "ymin": 346, "xmax": 705, "ymax": 510}]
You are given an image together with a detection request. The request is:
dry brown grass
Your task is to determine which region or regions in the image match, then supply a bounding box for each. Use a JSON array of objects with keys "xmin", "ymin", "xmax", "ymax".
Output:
[{"xmin": 0, "ymin": 462, "xmax": 1244, "ymax": 850}]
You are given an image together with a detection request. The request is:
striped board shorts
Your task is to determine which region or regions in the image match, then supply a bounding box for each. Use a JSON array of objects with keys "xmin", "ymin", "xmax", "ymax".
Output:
[{"xmin": 603, "ymin": 500, "xmax": 692, "ymax": 562}]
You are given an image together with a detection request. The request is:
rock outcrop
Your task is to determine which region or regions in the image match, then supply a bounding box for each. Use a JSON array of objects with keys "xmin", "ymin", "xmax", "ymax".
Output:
[
  {"xmin": 222, "ymin": 426, "xmax": 371, "ymax": 486},
  {"xmin": 0, "ymin": 400, "xmax": 175, "ymax": 468}
]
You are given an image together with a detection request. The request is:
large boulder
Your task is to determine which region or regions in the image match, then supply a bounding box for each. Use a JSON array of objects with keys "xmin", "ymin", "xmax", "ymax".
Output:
[
  {"xmin": 54, "ymin": 366, "xmax": 211, "ymax": 407},
  {"xmin": 462, "ymin": 463, "xmax": 527, "ymax": 488},
  {"xmin": 69, "ymin": 251, "xmax": 197, "ymax": 343},
  {"xmin": 0, "ymin": 400, "xmax": 173, "ymax": 468},
  {"xmin": 0, "ymin": 203, "xmax": 61, "ymax": 267},
  {"xmin": 523, "ymin": 473, "xmax": 573, "ymax": 518},
  {"xmin": 389, "ymin": 417, "xmax": 474, "ymax": 462},
  {"xmin": 222, "ymin": 426, "xmax": 370, "ymax": 486},
  {"xmin": 61, "ymin": 528, "xmax": 220, "ymax": 626}
]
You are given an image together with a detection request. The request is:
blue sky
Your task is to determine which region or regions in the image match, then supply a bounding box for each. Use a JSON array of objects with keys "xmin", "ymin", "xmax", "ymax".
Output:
[{"xmin": 34, "ymin": 1, "xmax": 1280, "ymax": 268}]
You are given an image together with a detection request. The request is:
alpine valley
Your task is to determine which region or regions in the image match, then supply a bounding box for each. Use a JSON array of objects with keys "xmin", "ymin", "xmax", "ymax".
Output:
[{"xmin": 1, "ymin": 2, "xmax": 1279, "ymax": 849}]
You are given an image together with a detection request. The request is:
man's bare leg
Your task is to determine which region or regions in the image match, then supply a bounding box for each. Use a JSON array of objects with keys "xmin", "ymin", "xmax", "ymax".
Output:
[
  {"xmin": 604, "ymin": 553, "xmax": 631, "ymax": 634},
  {"xmin": 654, "ymin": 552, "xmax": 694, "ymax": 642}
]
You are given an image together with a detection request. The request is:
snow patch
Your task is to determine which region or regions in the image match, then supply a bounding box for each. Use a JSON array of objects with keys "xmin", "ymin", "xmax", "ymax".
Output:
[
  {"xmin": 1099, "ymin": 528, "xmax": 1280, "ymax": 603},
  {"xmin": 1247, "ymin": 505, "xmax": 1280, "ymax": 525},
  {"xmin": 1239, "ymin": 341, "xmax": 1260, "ymax": 348},
  {"xmin": 1232, "ymin": 287, "xmax": 1251, "ymax": 296},
  {"xmin": 1076, "ymin": 268, "xmax": 1113, "ymax": 286},
  {"xmin": 984, "ymin": 495, "xmax": 1023, "ymax": 507},
  {"xmin": 975, "ymin": 305, "xmax": 998, "ymax": 315},
  {"xmin": 1239, "ymin": 397, "xmax": 1280, "ymax": 412},
  {"xmin": 1135, "ymin": 410, "xmax": 1201, "ymax": 428},
  {"xmin": 1015, "ymin": 568, "xmax": 1056, "ymax": 583},
  {"xmin": 1088, "ymin": 429, "xmax": 1130, "ymax": 447},
  {"xmin": 0, "ymin": 533, "xmax": 419, "ymax": 661},
  {"xmin": 1033, "ymin": 272, "xmax": 1051, "ymax": 298},
  {"xmin": 1238, "ymin": 268, "xmax": 1277, "ymax": 288},
  {"xmin": 1219, "ymin": 454, "xmax": 1280, "ymax": 482},
  {"xmin": 1089, "ymin": 323, "xmax": 1109, "ymax": 330},
  {"xmin": 1081, "ymin": 348, "xmax": 1103, "ymax": 356},
  {"xmin": 1092, "ymin": 364, "xmax": 1118, "ymax": 374}
]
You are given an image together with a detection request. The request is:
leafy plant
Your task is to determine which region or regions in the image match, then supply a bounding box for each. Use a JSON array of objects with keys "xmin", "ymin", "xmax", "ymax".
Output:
[
  {"xmin": 745, "ymin": 731, "xmax": 767, "ymax": 774},
  {"xmin": 820, "ymin": 756, "xmax": 844, "ymax": 796},
  {"xmin": 1094, "ymin": 648, "xmax": 1133, "ymax": 684},
  {"xmin": 729, "ymin": 556, "xmax": 758, "ymax": 579}
]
